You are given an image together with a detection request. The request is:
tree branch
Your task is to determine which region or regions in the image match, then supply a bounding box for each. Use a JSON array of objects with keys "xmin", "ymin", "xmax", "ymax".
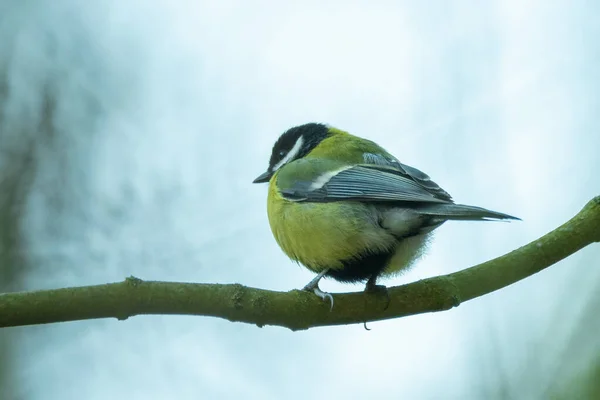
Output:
[{"xmin": 1, "ymin": 196, "xmax": 599, "ymax": 331}]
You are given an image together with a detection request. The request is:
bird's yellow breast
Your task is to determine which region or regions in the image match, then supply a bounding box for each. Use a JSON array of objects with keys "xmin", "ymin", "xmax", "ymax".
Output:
[{"xmin": 266, "ymin": 176, "xmax": 396, "ymax": 272}]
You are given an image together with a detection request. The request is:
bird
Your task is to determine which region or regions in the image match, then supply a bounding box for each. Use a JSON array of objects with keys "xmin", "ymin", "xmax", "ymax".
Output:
[{"xmin": 253, "ymin": 123, "xmax": 518, "ymax": 308}]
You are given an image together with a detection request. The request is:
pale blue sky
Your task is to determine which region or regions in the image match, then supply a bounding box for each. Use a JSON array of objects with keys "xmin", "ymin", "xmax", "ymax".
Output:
[{"xmin": 1, "ymin": 1, "xmax": 599, "ymax": 399}]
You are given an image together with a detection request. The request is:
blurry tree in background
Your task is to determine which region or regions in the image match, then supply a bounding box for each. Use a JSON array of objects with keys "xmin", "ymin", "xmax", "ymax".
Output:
[
  {"xmin": 0, "ymin": 8, "xmax": 100, "ymax": 396},
  {"xmin": 0, "ymin": 55, "xmax": 46, "ymax": 400},
  {"xmin": 549, "ymin": 249, "xmax": 600, "ymax": 399}
]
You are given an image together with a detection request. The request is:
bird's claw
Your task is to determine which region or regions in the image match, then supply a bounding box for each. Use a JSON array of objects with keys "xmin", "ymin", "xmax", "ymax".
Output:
[
  {"xmin": 312, "ymin": 287, "xmax": 334, "ymax": 311},
  {"xmin": 365, "ymin": 283, "xmax": 391, "ymax": 311},
  {"xmin": 302, "ymin": 269, "xmax": 334, "ymax": 311}
]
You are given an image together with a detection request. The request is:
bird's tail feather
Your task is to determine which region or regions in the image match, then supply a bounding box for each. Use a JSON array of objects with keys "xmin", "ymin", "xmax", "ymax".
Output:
[{"xmin": 416, "ymin": 203, "xmax": 520, "ymax": 221}]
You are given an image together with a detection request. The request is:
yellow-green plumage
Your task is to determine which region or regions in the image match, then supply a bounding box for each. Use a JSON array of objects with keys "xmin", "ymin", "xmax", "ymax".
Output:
[
  {"xmin": 304, "ymin": 128, "xmax": 390, "ymax": 164},
  {"xmin": 266, "ymin": 128, "xmax": 430, "ymax": 280},
  {"xmin": 267, "ymin": 177, "xmax": 398, "ymax": 273}
]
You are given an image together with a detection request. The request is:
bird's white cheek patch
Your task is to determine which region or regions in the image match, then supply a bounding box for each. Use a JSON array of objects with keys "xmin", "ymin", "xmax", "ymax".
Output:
[{"xmin": 273, "ymin": 136, "xmax": 305, "ymax": 172}]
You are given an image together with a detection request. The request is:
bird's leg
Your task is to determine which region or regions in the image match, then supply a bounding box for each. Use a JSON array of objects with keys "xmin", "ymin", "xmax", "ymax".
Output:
[
  {"xmin": 303, "ymin": 269, "xmax": 329, "ymax": 291},
  {"xmin": 364, "ymin": 274, "xmax": 390, "ymax": 310},
  {"xmin": 364, "ymin": 274, "xmax": 387, "ymax": 292},
  {"xmin": 303, "ymin": 269, "xmax": 334, "ymax": 311}
]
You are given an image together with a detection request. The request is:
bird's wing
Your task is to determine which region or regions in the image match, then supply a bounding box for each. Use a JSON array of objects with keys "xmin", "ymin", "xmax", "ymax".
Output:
[
  {"xmin": 362, "ymin": 152, "xmax": 452, "ymax": 201},
  {"xmin": 278, "ymin": 158, "xmax": 452, "ymax": 204}
]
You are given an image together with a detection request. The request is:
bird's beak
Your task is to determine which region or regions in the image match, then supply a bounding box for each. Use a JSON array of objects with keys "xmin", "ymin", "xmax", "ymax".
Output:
[{"xmin": 252, "ymin": 170, "xmax": 273, "ymax": 183}]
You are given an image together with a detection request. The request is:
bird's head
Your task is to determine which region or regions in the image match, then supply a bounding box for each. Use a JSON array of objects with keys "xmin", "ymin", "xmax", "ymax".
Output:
[{"xmin": 253, "ymin": 123, "xmax": 332, "ymax": 183}]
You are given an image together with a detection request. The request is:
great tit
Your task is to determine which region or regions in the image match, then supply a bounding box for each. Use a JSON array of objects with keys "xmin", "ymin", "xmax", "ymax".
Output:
[{"xmin": 253, "ymin": 123, "xmax": 518, "ymax": 307}]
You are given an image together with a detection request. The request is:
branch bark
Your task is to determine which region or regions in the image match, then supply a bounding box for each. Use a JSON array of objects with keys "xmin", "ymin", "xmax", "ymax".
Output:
[{"xmin": 1, "ymin": 196, "xmax": 599, "ymax": 331}]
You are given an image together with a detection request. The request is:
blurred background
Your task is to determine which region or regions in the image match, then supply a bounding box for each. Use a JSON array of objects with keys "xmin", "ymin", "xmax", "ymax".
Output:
[{"xmin": 1, "ymin": 0, "xmax": 599, "ymax": 399}]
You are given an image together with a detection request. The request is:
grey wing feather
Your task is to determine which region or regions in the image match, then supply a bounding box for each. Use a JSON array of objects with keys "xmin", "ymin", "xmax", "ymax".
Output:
[
  {"xmin": 280, "ymin": 159, "xmax": 519, "ymax": 221},
  {"xmin": 281, "ymin": 165, "xmax": 450, "ymax": 204},
  {"xmin": 414, "ymin": 203, "xmax": 520, "ymax": 221},
  {"xmin": 363, "ymin": 153, "xmax": 452, "ymax": 200},
  {"xmin": 398, "ymin": 163, "xmax": 452, "ymax": 200}
]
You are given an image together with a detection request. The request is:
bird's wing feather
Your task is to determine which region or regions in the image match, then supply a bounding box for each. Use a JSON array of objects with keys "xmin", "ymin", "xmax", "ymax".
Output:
[
  {"xmin": 362, "ymin": 152, "xmax": 452, "ymax": 201},
  {"xmin": 279, "ymin": 161, "xmax": 451, "ymax": 204}
]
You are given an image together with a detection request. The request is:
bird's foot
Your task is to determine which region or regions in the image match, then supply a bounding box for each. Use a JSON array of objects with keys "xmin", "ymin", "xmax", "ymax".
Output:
[
  {"xmin": 364, "ymin": 282, "xmax": 390, "ymax": 311},
  {"xmin": 310, "ymin": 287, "xmax": 334, "ymax": 311},
  {"xmin": 303, "ymin": 269, "xmax": 334, "ymax": 311}
]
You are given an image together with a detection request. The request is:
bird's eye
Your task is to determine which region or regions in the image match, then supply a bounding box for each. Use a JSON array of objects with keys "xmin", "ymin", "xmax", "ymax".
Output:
[{"xmin": 279, "ymin": 150, "xmax": 286, "ymax": 158}]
